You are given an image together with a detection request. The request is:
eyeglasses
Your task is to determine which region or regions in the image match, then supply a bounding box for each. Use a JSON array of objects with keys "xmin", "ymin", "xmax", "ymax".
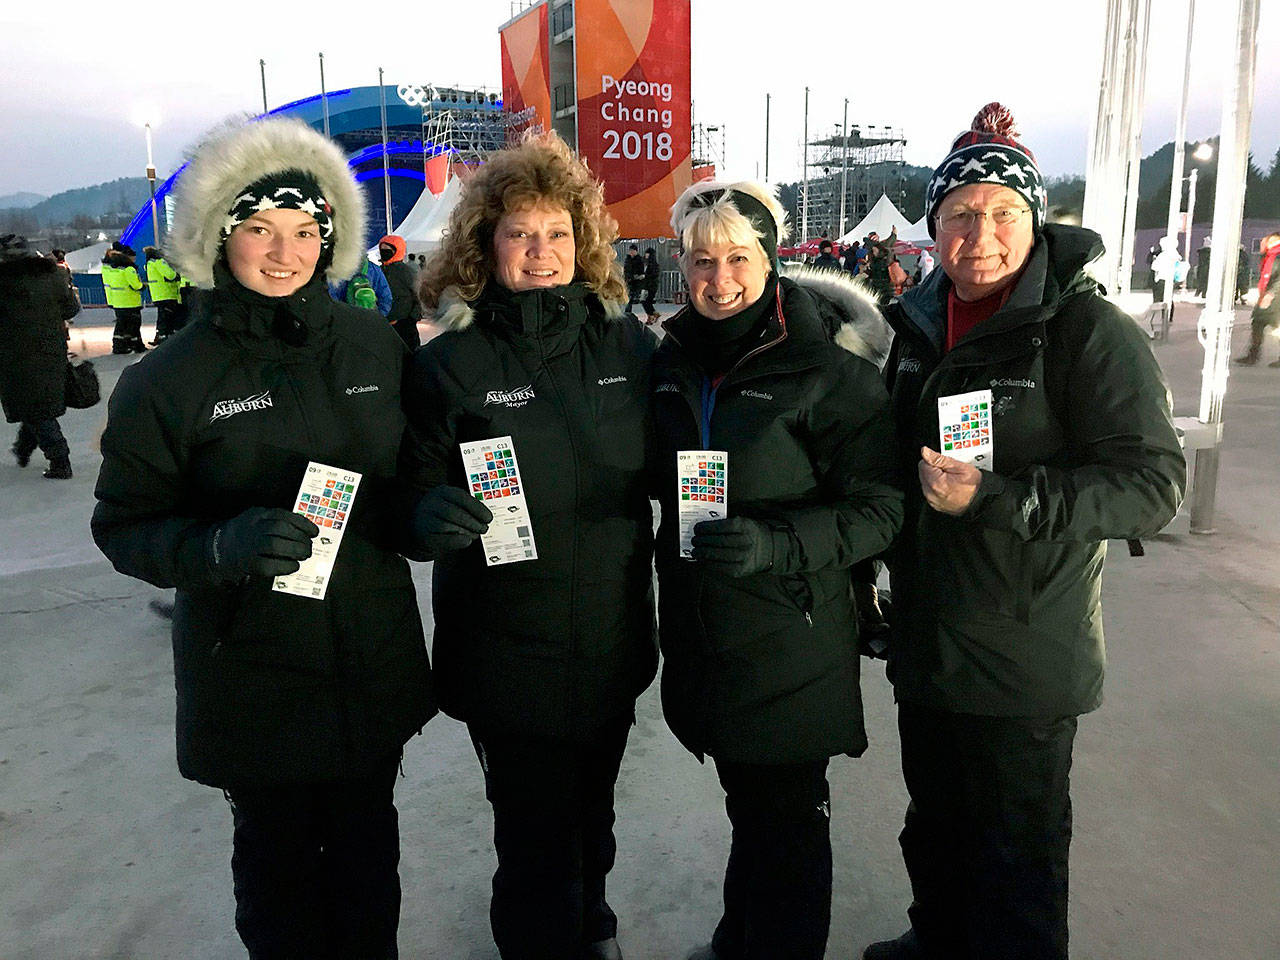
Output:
[{"xmin": 937, "ymin": 206, "xmax": 1031, "ymax": 234}]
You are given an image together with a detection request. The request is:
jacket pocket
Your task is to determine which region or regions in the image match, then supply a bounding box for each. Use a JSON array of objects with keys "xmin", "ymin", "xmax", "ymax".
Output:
[{"xmin": 780, "ymin": 573, "xmax": 816, "ymax": 624}]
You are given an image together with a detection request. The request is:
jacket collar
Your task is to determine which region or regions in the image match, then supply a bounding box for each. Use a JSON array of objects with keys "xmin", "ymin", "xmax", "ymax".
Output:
[
  {"xmin": 207, "ymin": 261, "xmax": 335, "ymax": 348},
  {"xmin": 893, "ymin": 223, "xmax": 1104, "ymax": 354}
]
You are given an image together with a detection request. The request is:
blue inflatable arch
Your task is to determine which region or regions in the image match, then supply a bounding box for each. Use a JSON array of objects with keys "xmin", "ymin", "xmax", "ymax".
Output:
[{"xmin": 121, "ymin": 85, "xmax": 500, "ymax": 253}]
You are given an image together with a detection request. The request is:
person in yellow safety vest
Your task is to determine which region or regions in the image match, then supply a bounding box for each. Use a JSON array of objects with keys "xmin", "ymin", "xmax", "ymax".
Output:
[
  {"xmin": 101, "ymin": 242, "xmax": 146, "ymax": 353},
  {"xmin": 144, "ymin": 246, "xmax": 184, "ymax": 345},
  {"xmin": 177, "ymin": 273, "xmax": 196, "ymax": 330}
]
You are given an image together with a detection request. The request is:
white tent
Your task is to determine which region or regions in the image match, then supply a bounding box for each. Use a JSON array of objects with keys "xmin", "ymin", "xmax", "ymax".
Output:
[
  {"xmin": 902, "ymin": 215, "xmax": 933, "ymax": 245},
  {"xmin": 838, "ymin": 193, "xmax": 915, "ymax": 245},
  {"xmin": 64, "ymin": 241, "xmax": 110, "ymax": 274},
  {"xmin": 394, "ymin": 175, "xmax": 463, "ymax": 254}
]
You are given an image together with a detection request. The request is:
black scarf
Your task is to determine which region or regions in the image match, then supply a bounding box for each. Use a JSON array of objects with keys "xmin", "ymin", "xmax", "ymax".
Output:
[{"xmin": 682, "ymin": 274, "xmax": 778, "ymax": 378}]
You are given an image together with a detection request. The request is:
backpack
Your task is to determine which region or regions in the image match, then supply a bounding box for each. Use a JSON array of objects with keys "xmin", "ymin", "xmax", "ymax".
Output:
[{"xmin": 346, "ymin": 261, "xmax": 378, "ymax": 311}]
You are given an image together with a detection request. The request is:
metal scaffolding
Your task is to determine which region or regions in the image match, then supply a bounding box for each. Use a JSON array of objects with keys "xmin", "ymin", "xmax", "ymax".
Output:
[
  {"xmin": 419, "ymin": 85, "xmax": 539, "ymax": 173},
  {"xmin": 801, "ymin": 123, "xmax": 906, "ymax": 240}
]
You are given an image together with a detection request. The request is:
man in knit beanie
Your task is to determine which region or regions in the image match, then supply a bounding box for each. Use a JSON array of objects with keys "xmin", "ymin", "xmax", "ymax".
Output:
[{"xmin": 863, "ymin": 104, "xmax": 1185, "ymax": 960}]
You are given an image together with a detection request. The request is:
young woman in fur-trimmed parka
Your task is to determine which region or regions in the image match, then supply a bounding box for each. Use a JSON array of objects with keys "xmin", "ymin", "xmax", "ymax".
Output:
[
  {"xmin": 652, "ymin": 180, "xmax": 903, "ymax": 960},
  {"xmin": 403, "ymin": 134, "xmax": 656, "ymax": 960},
  {"xmin": 91, "ymin": 118, "xmax": 433, "ymax": 960}
]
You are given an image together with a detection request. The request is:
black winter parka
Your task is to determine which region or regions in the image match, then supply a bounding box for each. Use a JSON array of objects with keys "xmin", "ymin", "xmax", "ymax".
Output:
[
  {"xmin": 403, "ymin": 282, "xmax": 658, "ymax": 740},
  {"xmin": 92, "ymin": 276, "xmax": 434, "ymax": 787},
  {"xmin": 882, "ymin": 224, "xmax": 1186, "ymax": 718},
  {"xmin": 0, "ymin": 255, "xmax": 79, "ymax": 424},
  {"xmin": 651, "ymin": 275, "xmax": 904, "ymax": 764}
]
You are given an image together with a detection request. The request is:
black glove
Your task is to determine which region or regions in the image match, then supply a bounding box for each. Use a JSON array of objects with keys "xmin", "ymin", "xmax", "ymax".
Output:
[
  {"xmin": 854, "ymin": 581, "xmax": 892, "ymax": 659},
  {"xmin": 691, "ymin": 517, "xmax": 790, "ymax": 577},
  {"xmin": 207, "ymin": 507, "xmax": 319, "ymax": 584},
  {"xmin": 411, "ymin": 485, "xmax": 493, "ymax": 559}
]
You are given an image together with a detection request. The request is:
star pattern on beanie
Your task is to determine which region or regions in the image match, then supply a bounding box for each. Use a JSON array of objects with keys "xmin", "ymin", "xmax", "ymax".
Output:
[
  {"xmin": 925, "ymin": 103, "xmax": 1047, "ymax": 238},
  {"xmin": 220, "ymin": 172, "xmax": 334, "ymax": 247}
]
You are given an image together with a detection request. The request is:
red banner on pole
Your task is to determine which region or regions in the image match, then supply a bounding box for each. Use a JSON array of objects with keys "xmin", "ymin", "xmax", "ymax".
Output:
[
  {"xmin": 499, "ymin": 4, "xmax": 551, "ymax": 137},
  {"xmin": 574, "ymin": 0, "xmax": 692, "ymax": 238}
]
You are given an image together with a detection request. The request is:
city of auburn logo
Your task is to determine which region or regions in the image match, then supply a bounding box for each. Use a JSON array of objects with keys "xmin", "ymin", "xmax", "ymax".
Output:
[
  {"xmin": 484, "ymin": 384, "xmax": 536, "ymax": 407},
  {"xmin": 209, "ymin": 390, "xmax": 273, "ymax": 423}
]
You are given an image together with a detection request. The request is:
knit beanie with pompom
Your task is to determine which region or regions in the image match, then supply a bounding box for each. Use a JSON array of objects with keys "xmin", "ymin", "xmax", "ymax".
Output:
[{"xmin": 924, "ymin": 103, "xmax": 1047, "ymax": 238}]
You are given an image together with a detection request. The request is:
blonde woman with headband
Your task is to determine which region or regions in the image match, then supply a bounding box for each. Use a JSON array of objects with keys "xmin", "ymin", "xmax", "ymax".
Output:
[{"xmin": 650, "ymin": 178, "xmax": 903, "ymax": 960}]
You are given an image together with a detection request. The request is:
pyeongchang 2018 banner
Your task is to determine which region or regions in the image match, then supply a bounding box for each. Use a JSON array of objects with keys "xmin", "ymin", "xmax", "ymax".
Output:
[
  {"xmin": 575, "ymin": 0, "xmax": 692, "ymax": 238},
  {"xmin": 500, "ymin": 4, "xmax": 551, "ymax": 138}
]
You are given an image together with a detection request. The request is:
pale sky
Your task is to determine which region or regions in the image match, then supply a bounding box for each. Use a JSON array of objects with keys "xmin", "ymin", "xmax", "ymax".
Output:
[{"xmin": 1, "ymin": 0, "xmax": 1276, "ymax": 198}]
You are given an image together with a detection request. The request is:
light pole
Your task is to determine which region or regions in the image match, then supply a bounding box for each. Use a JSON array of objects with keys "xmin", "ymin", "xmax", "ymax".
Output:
[
  {"xmin": 764, "ymin": 93, "xmax": 770, "ymax": 183},
  {"xmin": 1172, "ymin": 143, "xmax": 1213, "ymax": 292},
  {"xmin": 319, "ymin": 53, "xmax": 330, "ymax": 138},
  {"xmin": 1165, "ymin": 0, "xmax": 1195, "ymax": 257},
  {"xmin": 839, "ymin": 99, "xmax": 849, "ymax": 238},
  {"xmin": 802, "ymin": 87, "xmax": 809, "ymax": 243},
  {"xmin": 142, "ymin": 120, "xmax": 161, "ymax": 247},
  {"xmin": 378, "ymin": 68, "xmax": 392, "ymax": 235}
]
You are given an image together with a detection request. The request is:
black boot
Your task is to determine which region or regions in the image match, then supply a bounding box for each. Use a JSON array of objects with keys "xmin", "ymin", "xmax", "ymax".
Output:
[
  {"xmin": 43, "ymin": 457, "xmax": 72, "ymax": 479},
  {"xmin": 12, "ymin": 444, "xmax": 30, "ymax": 468},
  {"xmin": 863, "ymin": 929, "xmax": 929, "ymax": 960}
]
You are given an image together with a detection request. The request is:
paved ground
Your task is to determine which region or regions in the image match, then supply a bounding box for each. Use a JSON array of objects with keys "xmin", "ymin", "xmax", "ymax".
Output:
[{"xmin": 1, "ymin": 302, "xmax": 1277, "ymax": 959}]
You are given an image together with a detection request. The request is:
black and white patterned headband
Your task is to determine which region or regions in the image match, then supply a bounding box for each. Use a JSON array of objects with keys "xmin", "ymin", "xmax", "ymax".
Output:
[{"xmin": 221, "ymin": 170, "xmax": 334, "ymax": 248}]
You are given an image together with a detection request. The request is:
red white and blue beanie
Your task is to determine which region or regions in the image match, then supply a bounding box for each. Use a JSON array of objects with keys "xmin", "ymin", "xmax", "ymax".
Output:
[{"xmin": 925, "ymin": 103, "xmax": 1047, "ymax": 239}]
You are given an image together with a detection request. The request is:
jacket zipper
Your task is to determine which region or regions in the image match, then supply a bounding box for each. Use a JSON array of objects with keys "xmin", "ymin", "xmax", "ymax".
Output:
[{"xmin": 537, "ymin": 298, "xmax": 582, "ymax": 672}]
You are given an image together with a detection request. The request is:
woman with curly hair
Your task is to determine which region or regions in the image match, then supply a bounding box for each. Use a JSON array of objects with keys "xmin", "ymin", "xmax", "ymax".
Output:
[{"xmin": 403, "ymin": 133, "xmax": 656, "ymax": 960}]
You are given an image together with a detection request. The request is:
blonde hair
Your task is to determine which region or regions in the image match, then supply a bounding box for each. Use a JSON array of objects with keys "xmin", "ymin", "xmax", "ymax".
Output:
[
  {"xmin": 669, "ymin": 179, "xmax": 790, "ymax": 272},
  {"xmin": 420, "ymin": 132, "xmax": 625, "ymax": 307}
]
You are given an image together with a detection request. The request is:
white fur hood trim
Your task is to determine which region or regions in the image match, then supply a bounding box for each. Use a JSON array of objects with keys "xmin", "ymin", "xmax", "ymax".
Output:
[
  {"xmin": 167, "ymin": 117, "xmax": 366, "ymax": 288},
  {"xmin": 433, "ymin": 285, "xmax": 625, "ymax": 333},
  {"xmin": 781, "ymin": 263, "xmax": 893, "ymax": 368}
]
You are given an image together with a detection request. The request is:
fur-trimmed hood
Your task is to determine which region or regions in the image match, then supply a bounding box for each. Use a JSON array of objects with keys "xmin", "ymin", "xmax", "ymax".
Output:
[
  {"xmin": 433, "ymin": 283, "xmax": 625, "ymax": 333},
  {"xmin": 781, "ymin": 263, "xmax": 893, "ymax": 368},
  {"xmin": 166, "ymin": 117, "xmax": 366, "ymax": 289}
]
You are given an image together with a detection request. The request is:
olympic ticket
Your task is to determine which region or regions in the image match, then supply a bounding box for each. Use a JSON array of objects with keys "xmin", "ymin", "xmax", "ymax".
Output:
[
  {"xmin": 272, "ymin": 461, "xmax": 362, "ymax": 600},
  {"xmin": 460, "ymin": 435, "xmax": 538, "ymax": 566},
  {"xmin": 937, "ymin": 389, "xmax": 994, "ymax": 466},
  {"xmin": 677, "ymin": 449, "xmax": 728, "ymax": 559}
]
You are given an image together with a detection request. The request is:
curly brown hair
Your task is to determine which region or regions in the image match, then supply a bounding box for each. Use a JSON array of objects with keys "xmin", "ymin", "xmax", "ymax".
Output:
[{"xmin": 419, "ymin": 132, "xmax": 626, "ymax": 308}]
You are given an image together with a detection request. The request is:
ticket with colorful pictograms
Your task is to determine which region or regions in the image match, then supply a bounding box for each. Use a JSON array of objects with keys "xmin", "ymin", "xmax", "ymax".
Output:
[
  {"xmin": 936, "ymin": 389, "xmax": 994, "ymax": 466},
  {"xmin": 273, "ymin": 461, "xmax": 362, "ymax": 600},
  {"xmin": 460, "ymin": 435, "xmax": 538, "ymax": 566},
  {"xmin": 677, "ymin": 449, "xmax": 728, "ymax": 559}
]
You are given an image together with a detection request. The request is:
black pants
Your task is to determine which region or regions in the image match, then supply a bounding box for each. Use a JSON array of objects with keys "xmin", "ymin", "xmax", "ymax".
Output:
[
  {"xmin": 897, "ymin": 703, "xmax": 1077, "ymax": 960},
  {"xmin": 469, "ymin": 716, "xmax": 631, "ymax": 960},
  {"xmin": 111, "ymin": 307, "xmax": 143, "ymax": 351},
  {"xmin": 641, "ymin": 284, "xmax": 657, "ymax": 316},
  {"xmin": 627, "ymin": 279, "xmax": 645, "ymax": 310},
  {"xmin": 154, "ymin": 300, "xmax": 184, "ymax": 339},
  {"xmin": 224, "ymin": 755, "xmax": 402, "ymax": 960},
  {"xmin": 14, "ymin": 419, "xmax": 69, "ymax": 462},
  {"xmin": 709, "ymin": 757, "xmax": 832, "ymax": 960},
  {"xmin": 1242, "ymin": 309, "xmax": 1279, "ymax": 362}
]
